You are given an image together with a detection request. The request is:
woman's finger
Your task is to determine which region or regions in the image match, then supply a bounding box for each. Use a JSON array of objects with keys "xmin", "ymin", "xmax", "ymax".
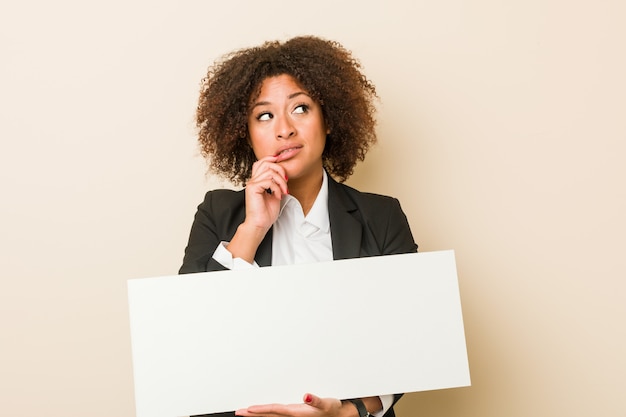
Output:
[
  {"xmin": 249, "ymin": 169, "xmax": 288, "ymax": 196},
  {"xmin": 251, "ymin": 157, "xmax": 288, "ymax": 183}
]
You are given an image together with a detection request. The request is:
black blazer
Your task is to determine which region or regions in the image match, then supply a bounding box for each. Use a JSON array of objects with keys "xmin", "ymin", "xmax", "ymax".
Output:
[
  {"xmin": 180, "ymin": 175, "xmax": 417, "ymax": 273},
  {"xmin": 180, "ymin": 175, "xmax": 418, "ymax": 417}
]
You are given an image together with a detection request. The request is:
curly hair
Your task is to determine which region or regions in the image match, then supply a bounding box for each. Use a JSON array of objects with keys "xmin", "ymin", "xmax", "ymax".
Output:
[{"xmin": 196, "ymin": 35, "xmax": 378, "ymax": 185}]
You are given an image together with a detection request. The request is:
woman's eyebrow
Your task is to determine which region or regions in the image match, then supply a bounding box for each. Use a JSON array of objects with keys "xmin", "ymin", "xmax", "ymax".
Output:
[
  {"xmin": 250, "ymin": 91, "xmax": 311, "ymax": 110},
  {"xmin": 288, "ymin": 91, "xmax": 310, "ymax": 100},
  {"xmin": 250, "ymin": 100, "xmax": 271, "ymax": 110}
]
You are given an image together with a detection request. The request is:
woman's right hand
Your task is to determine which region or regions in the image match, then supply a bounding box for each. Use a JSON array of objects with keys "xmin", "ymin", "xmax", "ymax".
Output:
[
  {"xmin": 225, "ymin": 156, "xmax": 288, "ymax": 263},
  {"xmin": 243, "ymin": 156, "xmax": 289, "ymax": 231}
]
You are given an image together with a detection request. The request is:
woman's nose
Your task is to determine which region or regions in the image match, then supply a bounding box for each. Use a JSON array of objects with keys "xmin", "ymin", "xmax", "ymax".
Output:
[{"xmin": 275, "ymin": 116, "xmax": 295, "ymax": 139}]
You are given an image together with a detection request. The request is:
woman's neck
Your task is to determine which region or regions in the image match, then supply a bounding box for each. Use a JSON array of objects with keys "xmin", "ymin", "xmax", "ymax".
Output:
[{"xmin": 288, "ymin": 169, "xmax": 324, "ymax": 216}]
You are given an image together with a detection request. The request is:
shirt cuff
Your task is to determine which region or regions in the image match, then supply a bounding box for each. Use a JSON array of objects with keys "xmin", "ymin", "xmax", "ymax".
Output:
[
  {"xmin": 372, "ymin": 394, "xmax": 394, "ymax": 417},
  {"xmin": 212, "ymin": 241, "xmax": 259, "ymax": 269}
]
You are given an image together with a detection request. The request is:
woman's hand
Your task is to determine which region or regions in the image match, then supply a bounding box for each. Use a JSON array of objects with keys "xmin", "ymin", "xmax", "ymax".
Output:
[
  {"xmin": 235, "ymin": 393, "xmax": 351, "ymax": 417},
  {"xmin": 243, "ymin": 156, "xmax": 289, "ymax": 231},
  {"xmin": 225, "ymin": 156, "xmax": 288, "ymax": 263}
]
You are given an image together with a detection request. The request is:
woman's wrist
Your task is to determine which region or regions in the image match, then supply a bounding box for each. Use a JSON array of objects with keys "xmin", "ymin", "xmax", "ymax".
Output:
[
  {"xmin": 227, "ymin": 222, "xmax": 268, "ymax": 263},
  {"xmin": 341, "ymin": 397, "xmax": 382, "ymax": 417},
  {"xmin": 340, "ymin": 400, "xmax": 361, "ymax": 417}
]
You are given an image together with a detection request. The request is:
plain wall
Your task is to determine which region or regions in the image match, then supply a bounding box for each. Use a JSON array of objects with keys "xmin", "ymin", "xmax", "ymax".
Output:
[{"xmin": 1, "ymin": 1, "xmax": 624, "ymax": 416}]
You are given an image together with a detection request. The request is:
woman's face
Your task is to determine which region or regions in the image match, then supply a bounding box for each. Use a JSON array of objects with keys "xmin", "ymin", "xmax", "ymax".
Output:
[{"xmin": 247, "ymin": 74, "xmax": 328, "ymax": 182}]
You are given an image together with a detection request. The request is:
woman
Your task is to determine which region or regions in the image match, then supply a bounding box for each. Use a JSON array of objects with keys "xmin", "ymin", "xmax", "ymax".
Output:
[{"xmin": 180, "ymin": 35, "xmax": 417, "ymax": 417}]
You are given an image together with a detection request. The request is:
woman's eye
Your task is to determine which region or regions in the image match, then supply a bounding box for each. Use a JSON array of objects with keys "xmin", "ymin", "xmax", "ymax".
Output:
[
  {"xmin": 257, "ymin": 112, "xmax": 272, "ymax": 121},
  {"xmin": 293, "ymin": 104, "xmax": 308, "ymax": 114}
]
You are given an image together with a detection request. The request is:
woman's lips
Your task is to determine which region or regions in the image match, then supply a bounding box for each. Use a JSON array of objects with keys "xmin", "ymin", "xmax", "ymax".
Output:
[{"xmin": 275, "ymin": 146, "xmax": 302, "ymax": 162}]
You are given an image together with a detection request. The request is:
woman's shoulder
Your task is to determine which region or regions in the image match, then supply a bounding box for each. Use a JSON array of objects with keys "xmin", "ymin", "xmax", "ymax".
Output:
[
  {"xmin": 197, "ymin": 188, "xmax": 246, "ymax": 213},
  {"xmin": 202, "ymin": 187, "xmax": 245, "ymax": 199}
]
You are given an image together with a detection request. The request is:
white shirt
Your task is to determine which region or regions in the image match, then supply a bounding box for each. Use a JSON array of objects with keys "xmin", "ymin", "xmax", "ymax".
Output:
[
  {"xmin": 271, "ymin": 168, "xmax": 333, "ymax": 266},
  {"xmin": 212, "ymin": 170, "xmax": 393, "ymax": 416}
]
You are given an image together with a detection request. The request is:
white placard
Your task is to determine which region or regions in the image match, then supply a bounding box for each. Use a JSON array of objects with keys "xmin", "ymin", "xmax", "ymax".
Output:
[{"xmin": 128, "ymin": 250, "xmax": 470, "ymax": 417}]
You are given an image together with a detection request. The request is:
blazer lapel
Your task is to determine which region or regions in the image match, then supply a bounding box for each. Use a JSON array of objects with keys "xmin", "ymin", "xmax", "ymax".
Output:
[{"xmin": 327, "ymin": 176, "xmax": 363, "ymax": 260}]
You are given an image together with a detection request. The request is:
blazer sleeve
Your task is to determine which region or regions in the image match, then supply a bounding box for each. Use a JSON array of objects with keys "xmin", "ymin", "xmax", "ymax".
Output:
[
  {"xmin": 354, "ymin": 194, "xmax": 417, "ymax": 257},
  {"xmin": 179, "ymin": 190, "xmax": 245, "ymax": 274},
  {"xmin": 380, "ymin": 197, "xmax": 418, "ymax": 255},
  {"xmin": 381, "ymin": 393, "xmax": 404, "ymax": 417}
]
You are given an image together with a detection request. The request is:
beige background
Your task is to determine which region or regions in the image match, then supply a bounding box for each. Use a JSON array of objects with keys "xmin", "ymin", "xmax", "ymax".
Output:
[{"xmin": 1, "ymin": 1, "xmax": 624, "ymax": 416}]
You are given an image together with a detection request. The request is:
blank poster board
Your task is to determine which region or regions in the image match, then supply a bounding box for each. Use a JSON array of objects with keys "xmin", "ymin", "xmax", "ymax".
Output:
[{"xmin": 127, "ymin": 250, "xmax": 470, "ymax": 417}]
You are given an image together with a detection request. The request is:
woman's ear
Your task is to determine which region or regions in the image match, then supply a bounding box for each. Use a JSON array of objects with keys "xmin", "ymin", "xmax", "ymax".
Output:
[{"xmin": 240, "ymin": 128, "xmax": 251, "ymax": 146}]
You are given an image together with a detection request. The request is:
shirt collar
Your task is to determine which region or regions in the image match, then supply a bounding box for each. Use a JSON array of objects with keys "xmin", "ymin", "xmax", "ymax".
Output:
[
  {"xmin": 278, "ymin": 169, "xmax": 330, "ymax": 233},
  {"xmin": 305, "ymin": 169, "xmax": 330, "ymax": 233}
]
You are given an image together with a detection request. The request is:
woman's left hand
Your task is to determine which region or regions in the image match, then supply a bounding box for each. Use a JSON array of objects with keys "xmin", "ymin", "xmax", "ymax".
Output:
[{"xmin": 235, "ymin": 393, "xmax": 349, "ymax": 417}]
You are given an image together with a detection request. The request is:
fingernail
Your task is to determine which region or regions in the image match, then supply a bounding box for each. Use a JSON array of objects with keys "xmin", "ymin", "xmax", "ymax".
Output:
[
  {"xmin": 285, "ymin": 175, "xmax": 288, "ymax": 180},
  {"xmin": 304, "ymin": 394, "xmax": 312, "ymax": 403}
]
